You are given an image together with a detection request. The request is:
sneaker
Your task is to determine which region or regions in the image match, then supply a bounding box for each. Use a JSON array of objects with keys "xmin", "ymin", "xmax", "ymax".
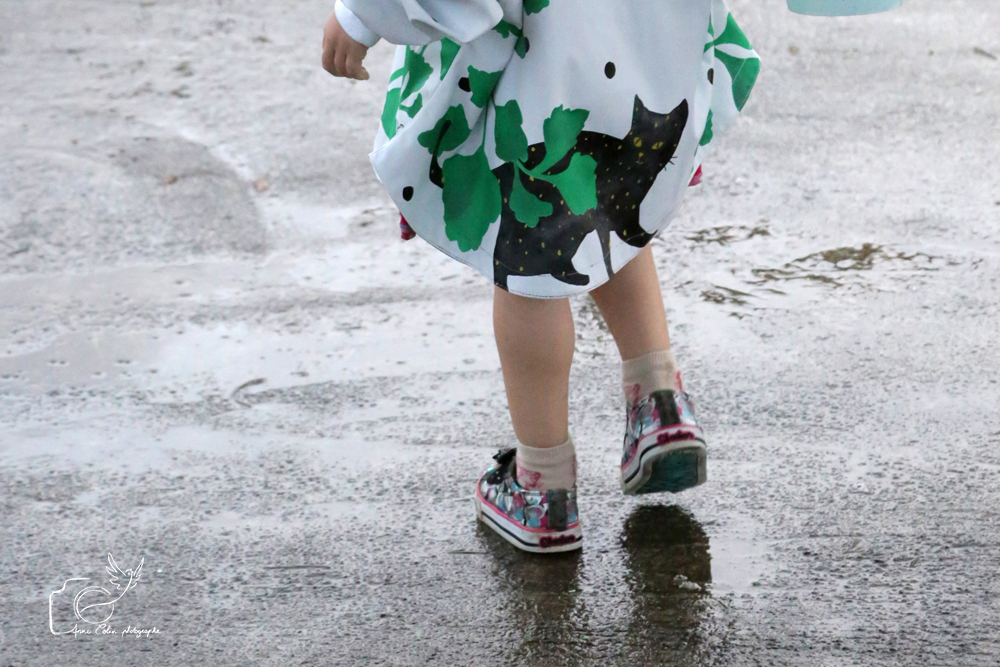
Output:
[
  {"xmin": 620, "ymin": 374, "xmax": 707, "ymax": 495},
  {"xmin": 475, "ymin": 448, "xmax": 583, "ymax": 553}
]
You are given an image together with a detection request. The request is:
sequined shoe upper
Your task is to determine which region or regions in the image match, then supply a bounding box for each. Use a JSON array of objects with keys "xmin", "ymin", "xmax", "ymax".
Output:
[
  {"xmin": 477, "ymin": 448, "xmax": 579, "ymax": 532},
  {"xmin": 622, "ymin": 387, "xmax": 702, "ymax": 470}
]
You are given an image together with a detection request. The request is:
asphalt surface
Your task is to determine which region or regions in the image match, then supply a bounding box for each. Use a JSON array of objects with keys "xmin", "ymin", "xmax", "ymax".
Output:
[{"xmin": 2, "ymin": 0, "xmax": 999, "ymax": 665}]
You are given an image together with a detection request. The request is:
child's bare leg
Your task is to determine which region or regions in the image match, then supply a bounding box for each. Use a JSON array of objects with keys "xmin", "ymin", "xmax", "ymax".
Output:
[
  {"xmin": 590, "ymin": 246, "xmax": 678, "ymax": 400},
  {"xmin": 474, "ymin": 288, "xmax": 581, "ymax": 551},
  {"xmin": 493, "ymin": 286, "xmax": 574, "ymax": 448},
  {"xmin": 589, "ymin": 245, "xmax": 671, "ymax": 360},
  {"xmin": 591, "ymin": 245, "xmax": 707, "ymax": 496}
]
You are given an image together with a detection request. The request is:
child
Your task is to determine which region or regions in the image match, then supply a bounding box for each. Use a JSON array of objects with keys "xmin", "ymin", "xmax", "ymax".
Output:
[{"xmin": 322, "ymin": 0, "xmax": 760, "ymax": 553}]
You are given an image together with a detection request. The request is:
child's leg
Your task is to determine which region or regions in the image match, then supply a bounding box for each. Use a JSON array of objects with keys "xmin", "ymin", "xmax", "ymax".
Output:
[
  {"xmin": 493, "ymin": 286, "xmax": 577, "ymax": 491},
  {"xmin": 591, "ymin": 246, "xmax": 678, "ymax": 400},
  {"xmin": 592, "ymin": 245, "xmax": 706, "ymax": 496},
  {"xmin": 589, "ymin": 245, "xmax": 671, "ymax": 361},
  {"xmin": 493, "ymin": 286, "xmax": 574, "ymax": 448},
  {"xmin": 473, "ymin": 287, "xmax": 581, "ymax": 553}
]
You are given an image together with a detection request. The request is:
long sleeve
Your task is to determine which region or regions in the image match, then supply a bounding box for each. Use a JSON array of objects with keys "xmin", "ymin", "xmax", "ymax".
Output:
[
  {"xmin": 335, "ymin": 1, "xmax": 382, "ymax": 47},
  {"xmin": 339, "ymin": 0, "xmax": 506, "ymax": 46}
]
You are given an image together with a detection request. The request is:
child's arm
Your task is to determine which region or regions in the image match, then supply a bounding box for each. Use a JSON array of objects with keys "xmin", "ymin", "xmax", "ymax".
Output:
[{"xmin": 322, "ymin": 0, "xmax": 507, "ymax": 80}]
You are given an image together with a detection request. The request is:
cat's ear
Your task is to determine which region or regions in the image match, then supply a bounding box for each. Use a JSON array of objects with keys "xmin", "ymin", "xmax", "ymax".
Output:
[
  {"xmin": 670, "ymin": 99, "xmax": 690, "ymax": 125},
  {"xmin": 631, "ymin": 95, "xmax": 648, "ymax": 124}
]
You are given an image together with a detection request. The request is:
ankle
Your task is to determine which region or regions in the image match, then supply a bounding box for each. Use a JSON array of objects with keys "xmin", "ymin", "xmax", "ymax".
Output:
[
  {"xmin": 516, "ymin": 436, "xmax": 577, "ymax": 490},
  {"xmin": 622, "ymin": 349, "xmax": 678, "ymax": 404}
]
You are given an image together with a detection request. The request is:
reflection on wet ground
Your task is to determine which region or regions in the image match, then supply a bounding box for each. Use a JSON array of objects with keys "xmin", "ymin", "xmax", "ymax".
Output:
[
  {"xmin": 701, "ymin": 284, "xmax": 757, "ymax": 306},
  {"xmin": 748, "ymin": 243, "xmax": 947, "ymax": 289},
  {"xmin": 680, "ymin": 232, "xmax": 961, "ymax": 313},
  {"xmin": 478, "ymin": 504, "xmax": 716, "ymax": 664},
  {"xmin": 481, "ymin": 527, "xmax": 584, "ymax": 664},
  {"xmin": 685, "ymin": 225, "xmax": 771, "ymax": 246},
  {"xmin": 619, "ymin": 505, "xmax": 714, "ymax": 662}
]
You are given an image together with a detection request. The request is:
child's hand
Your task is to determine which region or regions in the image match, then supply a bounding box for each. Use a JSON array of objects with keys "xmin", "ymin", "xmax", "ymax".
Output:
[{"xmin": 322, "ymin": 12, "xmax": 370, "ymax": 80}]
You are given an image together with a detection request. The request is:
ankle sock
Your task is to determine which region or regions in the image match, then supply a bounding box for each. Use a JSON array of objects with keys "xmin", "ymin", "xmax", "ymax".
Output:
[
  {"xmin": 516, "ymin": 436, "xmax": 577, "ymax": 491},
  {"xmin": 622, "ymin": 349, "xmax": 678, "ymax": 405}
]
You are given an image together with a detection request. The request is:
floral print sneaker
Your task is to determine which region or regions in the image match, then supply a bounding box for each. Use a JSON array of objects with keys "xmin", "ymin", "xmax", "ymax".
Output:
[
  {"xmin": 621, "ymin": 374, "xmax": 707, "ymax": 495},
  {"xmin": 475, "ymin": 448, "xmax": 583, "ymax": 554}
]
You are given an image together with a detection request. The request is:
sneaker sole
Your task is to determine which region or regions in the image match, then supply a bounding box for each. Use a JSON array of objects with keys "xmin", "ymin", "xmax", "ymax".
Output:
[
  {"xmin": 475, "ymin": 494, "xmax": 583, "ymax": 554},
  {"xmin": 621, "ymin": 436, "xmax": 707, "ymax": 496}
]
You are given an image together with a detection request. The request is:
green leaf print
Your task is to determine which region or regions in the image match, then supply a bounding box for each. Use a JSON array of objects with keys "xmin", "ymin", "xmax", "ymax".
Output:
[
  {"xmin": 420, "ymin": 96, "xmax": 596, "ymax": 235},
  {"xmin": 381, "ymin": 88, "xmax": 402, "ymax": 138},
  {"xmin": 714, "ymin": 14, "xmax": 753, "ymax": 51},
  {"xmin": 537, "ymin": 106, "xmax": 590, "ymax": 174},
  {"xmin": 496, "ymin": 101, "xmax": 598, "ymax": 224},
  {"xmin": 442, "ymin": 146, "xmax": 501, "ymax": 252},
  {"xmin": 493, "ymin": 20, "xmax": 529, "ymax": 59},
  {"xmin": 514, "ymin": 33, "xmax": 529, "ymax": 59},
  {"xmin": 544, "ymin": 153, "xmax": 598, "ymax": 215},
  {"xmin": 493, "ymin": 20, "xmax": 518, "ymax": 38},
  {"xmin": 524, "ymin": 0, "xmax": 550, "ymax": 14},
  {"xmin": 509, "ymin": 169, "xmax": 553, "ymax": 228},
  {"xmin": 705, "ymin": 13, "xmax": 761, "ymax": 112},
  {"xmin": 467, "ymin": 66, "xmax": 502, "ymax": 108},
  {"xmin": 700, "ymin": 110, "xmax": 714, "ymax": 146},
  {"xmin": 715, "ymin": 51, "xmax": 760, "ymax": 111},
  {"xmin": 440, "ymin": 39, "xmax": 460, "ymax": 79},
  {"xmin": 400, "ymin": 94, "xmax": 423, "ymax": 118},
  {"xmin": 381, "ymin": 46, "xmax": 435, "ymax": 138},
  {"xmin": 418, "ymin": 105, "xmax": 471, "ymax": 153},
  {"xmin": 494, "ymin": 100, "xmax": 528, "ymax": 163},
  {"xmin": 401, "ymin": 47, "xmax": 433, "ymax": 100}
]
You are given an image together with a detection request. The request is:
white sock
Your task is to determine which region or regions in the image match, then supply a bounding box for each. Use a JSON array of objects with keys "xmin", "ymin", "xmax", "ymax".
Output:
[
  {"xmin": 515, "ymin": 436, "xmax": 577, "ymax": 491},
  {"xmin": 622, "ymin": 349, "xmax": 678, "ymax": 405}
]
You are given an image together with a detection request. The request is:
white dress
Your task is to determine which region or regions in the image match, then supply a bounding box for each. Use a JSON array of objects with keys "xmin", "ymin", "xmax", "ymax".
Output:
[{"xmin": 337, "ymin": 0, "xmax": 760, "ymax": 298}]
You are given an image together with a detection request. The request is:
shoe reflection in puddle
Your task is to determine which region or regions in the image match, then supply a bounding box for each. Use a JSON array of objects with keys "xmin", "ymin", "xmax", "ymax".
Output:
[
  {"xmin": 476, "ymin": 522, "xmax": 582, "ymax": 662},
  {"xmin": 475, "ymin": 504, "xmax": 713, "ymax": 662},
  {"xmin": 620, "ymin": 504, "xmax": 713, "ymax": 659}
]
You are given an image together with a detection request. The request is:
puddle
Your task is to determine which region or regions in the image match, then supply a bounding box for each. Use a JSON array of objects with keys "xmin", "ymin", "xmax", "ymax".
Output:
[
  {"xmin": 690, "ymin": 241, "xmax": 960, "ymax": 312},
  {"xmin": 701, "ymin": 285, "xmax": 755, "ymax": 306},
  {"xmin": 0, "ymin": 300, "xmax": 499, "ymax": 399},
  {"xmin": 707, "ymin": 530, "xmax": 772, "ymax": 596},
  {"xmin": 799, "ymin": 243, "xmax": 890, "ymax": 271},
  {"xmin": 748, "ymin": 243, "xmax": 948, "ymax": 289},
  {"xmin": 617, "ymin": 504, "xmax": 772, "ymax": 598},
  {"xmin": 686, "ymin": 225, "xmax": 771, "ymax": 246},
  {"xmin": 766, "ymin": 243, "xmax": 943, "ymax": 283}
]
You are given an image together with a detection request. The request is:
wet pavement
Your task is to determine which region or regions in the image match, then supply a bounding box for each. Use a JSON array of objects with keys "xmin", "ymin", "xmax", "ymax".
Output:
[{"xmin": 2, "ymin": 0, "xmax": 1000, "ymax": 664}]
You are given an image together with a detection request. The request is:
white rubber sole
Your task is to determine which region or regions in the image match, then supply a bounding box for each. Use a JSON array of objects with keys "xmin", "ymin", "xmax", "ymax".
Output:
[
  {"xmin": 475, "ymin": 494, "xmax": 583, "ymax": 554},
  {"xmin": 621, "ymin": 427, "xmax": 707, "ymax": 496}
]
